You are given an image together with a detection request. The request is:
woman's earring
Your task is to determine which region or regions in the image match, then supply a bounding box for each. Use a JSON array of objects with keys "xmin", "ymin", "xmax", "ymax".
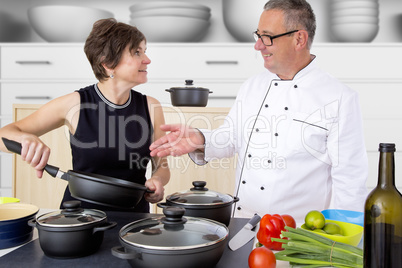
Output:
[{"xmin": 110, "ymin": 73, "xmax": 114, "ymax": 79}]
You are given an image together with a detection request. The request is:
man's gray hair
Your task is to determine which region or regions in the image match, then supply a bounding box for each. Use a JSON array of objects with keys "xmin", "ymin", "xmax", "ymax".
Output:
[{"xmin": 264, "ymin": 0, "xmax": 316, "ymax": 49}]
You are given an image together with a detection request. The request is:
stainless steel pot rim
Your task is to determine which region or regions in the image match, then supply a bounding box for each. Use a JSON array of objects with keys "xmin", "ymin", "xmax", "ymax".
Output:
[
  {"xmin": 166, "ymin": 192, "xmax": 235, "ymax": 206},
  {"xmin": 119, "ymin": 216, "xmax": 229, "ymax": 251},
  {"xmin": 36, "ymin": 209, "xmax": 107, "ymax": 228}
]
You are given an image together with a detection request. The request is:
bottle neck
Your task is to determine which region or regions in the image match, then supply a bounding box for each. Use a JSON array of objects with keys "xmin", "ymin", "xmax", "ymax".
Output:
[{"xmin": 378, "ymin": 151, "xmax": 395, "ymax": 188}]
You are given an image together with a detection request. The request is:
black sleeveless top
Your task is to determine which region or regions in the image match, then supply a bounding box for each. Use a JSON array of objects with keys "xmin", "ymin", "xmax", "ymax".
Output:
[{"xmin": 61, "ymin": 84, "xmax": 153, "ymax": 212}]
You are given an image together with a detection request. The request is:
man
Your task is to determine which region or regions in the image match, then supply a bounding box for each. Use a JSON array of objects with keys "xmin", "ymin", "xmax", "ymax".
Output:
[{"xmin": 150, "ymin": 0, "xmax": 368, "ymax": 222}]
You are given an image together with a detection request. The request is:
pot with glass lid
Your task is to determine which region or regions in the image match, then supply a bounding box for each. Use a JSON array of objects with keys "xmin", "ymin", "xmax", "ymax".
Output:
[
  {"xmin": 28, "ymin": 201, "xmax": 116, "ymax": 258},
  {"xmin": 158, "ymin": 181, "xmax": 239, "ymax": 226},
  {"xmin": 111, "ymin": 206, "xmax": 229, "ymax": 268}
]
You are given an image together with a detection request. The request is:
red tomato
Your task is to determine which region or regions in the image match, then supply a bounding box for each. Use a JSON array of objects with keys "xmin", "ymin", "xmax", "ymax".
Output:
[
  {"xmin": 281, "ymin": 214, "xmax": 296, "ymax": 229},
  {"xmin": 248, "ymin": 247, "xmax": 276, "ymax": 268}
]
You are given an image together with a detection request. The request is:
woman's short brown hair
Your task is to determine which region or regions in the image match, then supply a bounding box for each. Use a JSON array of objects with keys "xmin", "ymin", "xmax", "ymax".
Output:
[{"xmin": 84, "ymin": 18, "xmax": 146, "ymax": 81}]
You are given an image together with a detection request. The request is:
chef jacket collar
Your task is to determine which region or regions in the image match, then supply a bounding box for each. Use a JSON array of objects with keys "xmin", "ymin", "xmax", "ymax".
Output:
[{"xmin": 273, "ymin": 54, "xmax": 317, "ymax": 82}]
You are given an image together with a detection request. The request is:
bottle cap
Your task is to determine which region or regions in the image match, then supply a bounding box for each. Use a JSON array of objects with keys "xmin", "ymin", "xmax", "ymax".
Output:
[{"xmin": 379, "ymin": 143, "xmax": 396, "ymax": 152}]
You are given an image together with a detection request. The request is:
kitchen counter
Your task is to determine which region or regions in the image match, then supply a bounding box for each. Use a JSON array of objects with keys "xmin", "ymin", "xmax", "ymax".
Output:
[{"xmin": 0, "ymin": 210, "xmax": 255, "ymax": 268}]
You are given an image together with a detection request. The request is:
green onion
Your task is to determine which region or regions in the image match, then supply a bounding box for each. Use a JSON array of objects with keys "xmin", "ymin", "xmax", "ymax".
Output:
[{"xmin": 273, "ymin": 226, "xmax": 363, "ymax": 268}]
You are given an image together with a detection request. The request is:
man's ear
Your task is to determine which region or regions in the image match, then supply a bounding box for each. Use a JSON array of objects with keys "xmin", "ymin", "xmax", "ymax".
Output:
[{"xmin": 295, "ymin": 30, "xmax": 309, "ymax": 50}]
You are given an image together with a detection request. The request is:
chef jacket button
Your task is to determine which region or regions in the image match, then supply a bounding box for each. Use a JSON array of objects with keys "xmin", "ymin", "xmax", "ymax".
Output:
[
  {"xmin": 248, "ymin": 154, "xmax": 252, "ymax": 158},
  {"xmin": 260, "ymin": 186, "xmax": 265, "ymax": 190},
  {"xmin": 242, "ymin": 180, "xmax": 246, "ymax": 184},
  {"xmin": 237, "ymin": 206, "xmax": 242, "ymax": 210},
  {"xmin": 265, "ymin": 104, "xmax": 269, "ymax": 108},
  {"xmin": 275, "ymin": 133, "xmax": 278, "ymax": 136},
  {"xmin": 284, "ymin": 107, "xmax": 288, "ymax": 110},
  {"xmin": 256, "ymin": 128, "xmax": 259, "ymax": 132},
  {"xmin": 274, "ymin": 83, "xmax": 278, "ymax": 86},
  {"xmin": 294, "ymin": 85, "xmax": 298, "ymax": 88},
  {"xmin": 267, "ymin": 160, "xmax": 272, "ymax": 164}
]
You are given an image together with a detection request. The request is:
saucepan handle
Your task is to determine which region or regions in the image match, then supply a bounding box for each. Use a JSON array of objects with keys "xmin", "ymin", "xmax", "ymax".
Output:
[
  {"xmin": 111, "ymin": 246, "xmax": 141, "ymax": 260},
  {"xmin": 157, "ymin": 202, "xmax": 169, "ymax": 209},
  {"xmin": 93, "ymin": 222, "xmax": 117, "ymax": 234}
]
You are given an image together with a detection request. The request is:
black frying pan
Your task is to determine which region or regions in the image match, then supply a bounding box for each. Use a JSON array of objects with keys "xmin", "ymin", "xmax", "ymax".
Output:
[{"xmin": 2, "ymin": 137, "xmax": 153, "ymax": 209}]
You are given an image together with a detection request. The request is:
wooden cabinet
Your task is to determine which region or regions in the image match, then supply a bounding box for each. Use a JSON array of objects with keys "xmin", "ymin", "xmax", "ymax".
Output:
[
  {"xmin": 12, "ymin": 104, "xmax": 71, "ymax": 209},
  {"xmin": 12, "ymin": 104, "xmax": 234, "ymax": 211}
]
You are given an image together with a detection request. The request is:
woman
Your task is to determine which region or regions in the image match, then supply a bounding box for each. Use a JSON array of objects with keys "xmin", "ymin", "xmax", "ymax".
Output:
[{"xmin": 0, "ymin": 18, "xmax": 170, "ymax": 212}]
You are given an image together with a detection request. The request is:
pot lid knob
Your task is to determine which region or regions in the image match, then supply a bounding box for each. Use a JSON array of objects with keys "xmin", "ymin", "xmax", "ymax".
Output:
[
  {"xmin": 190, "ymin": 181, "xmax": 208, "ymax": 191},
  {"xmin": 61, "ymin": 200, "xmax": 84, "ymax": 214},
  {"xmin": 162, "ymin": 207, "xmax": 187, "ymax": 225},
  {"xmin": 185, "ymin": 79, "xmax": 193, "ymax": 85}
]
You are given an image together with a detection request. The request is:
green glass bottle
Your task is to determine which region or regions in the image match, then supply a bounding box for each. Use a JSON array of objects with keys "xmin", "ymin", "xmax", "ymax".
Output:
[{"xmin": 364, "ymin": 143, "xmax": 402, "ymax": 267}]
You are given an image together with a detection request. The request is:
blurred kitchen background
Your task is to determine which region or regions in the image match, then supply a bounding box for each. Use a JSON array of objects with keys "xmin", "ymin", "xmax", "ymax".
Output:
[{"xmin": 0, "ymin": 0, "xmax": 401, "ymax": 200}]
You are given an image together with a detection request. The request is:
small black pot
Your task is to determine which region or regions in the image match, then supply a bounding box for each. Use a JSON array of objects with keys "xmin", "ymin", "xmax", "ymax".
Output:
[
  {"xmin": 158, "ymin": 181, "xmax": 239, "ymax": 226},
  {"xmin": 28, "ymin": 201, "xmax": 116, "ymax": 258},
  {"xmin": 166, "ymin": 80, "xmax": 213, "ymax": 107},
  {"xmin": 111, "ymin": 207, "xmax": 229, "ymax": 268}
]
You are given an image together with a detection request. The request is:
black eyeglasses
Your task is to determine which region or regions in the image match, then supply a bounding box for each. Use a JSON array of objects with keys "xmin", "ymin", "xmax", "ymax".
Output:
[{"xmin": 253, "ymin": 30, "xmax": 299, "ymax": 46}]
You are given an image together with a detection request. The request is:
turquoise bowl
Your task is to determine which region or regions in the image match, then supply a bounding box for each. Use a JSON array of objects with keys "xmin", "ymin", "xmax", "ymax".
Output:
[{"xmin": 321, "ymin": 209, "xmax": 364, "ymax": 227}]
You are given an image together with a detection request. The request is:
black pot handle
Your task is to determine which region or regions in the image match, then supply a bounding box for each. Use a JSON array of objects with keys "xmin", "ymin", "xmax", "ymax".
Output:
[
  {"xmin": 92, "ymin": 222, "xmax": 117, "ymax": 234},
  {"xmin": 157, "ymin": 202, "xmax": 169, "ymax": 209},
  {"xmin": 165, "ymin": 89, "xmax": 173, "ymax": 93},
  {"xmin": 111, "ymin": 246, "xmax": 141, "ymax": 260},
  {"xmin": 27, "ymin": 218, "xmax": 37, "ymax": 227}
]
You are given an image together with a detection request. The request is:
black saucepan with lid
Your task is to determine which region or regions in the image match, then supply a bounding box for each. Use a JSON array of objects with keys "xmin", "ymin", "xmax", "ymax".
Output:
[
  {"xmin": 28, "ymin": 201, "xmax": 116, "ymax": 258},
  {"xmin": 111, "ymin": 206, "xmax": 229, "ymax": 268},
  {"xmin": 165, "ymin": 80, "xmax": 213, "ymax": 107},
  {"xmin": 2, "ymin": 138, "xmax": 153, "ymax": 208},
  {"xmin": 158, "ymin": 181, "xmax": 239, "ymax": 226}
]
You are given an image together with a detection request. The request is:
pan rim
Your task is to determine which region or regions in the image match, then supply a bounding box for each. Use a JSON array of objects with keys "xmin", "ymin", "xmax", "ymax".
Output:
[{"xmin": 67, "ymin": 170, "xmax": 148, "ymax": 190}]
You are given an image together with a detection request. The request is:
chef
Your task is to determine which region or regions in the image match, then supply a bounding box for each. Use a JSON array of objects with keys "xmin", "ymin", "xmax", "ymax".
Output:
[{"xmin": 150, "ymin": 0, "xmax": 368, "ymax": 222}]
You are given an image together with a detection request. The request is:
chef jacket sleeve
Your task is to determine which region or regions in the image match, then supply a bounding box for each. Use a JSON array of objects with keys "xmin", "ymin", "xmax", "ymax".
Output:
[
  {"xmin": 188, "ymin": 103, "xmax": 239, "ymax": 165},
  {"xmin": 327, "ymin": 90, "xmax": 368, "ymax": 212}
]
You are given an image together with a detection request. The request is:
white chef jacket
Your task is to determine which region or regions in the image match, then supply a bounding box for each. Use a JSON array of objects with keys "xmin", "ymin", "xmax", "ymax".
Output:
[{"xmin": 190, "ymin": 57, "xmax": 368, "ymax": 222}]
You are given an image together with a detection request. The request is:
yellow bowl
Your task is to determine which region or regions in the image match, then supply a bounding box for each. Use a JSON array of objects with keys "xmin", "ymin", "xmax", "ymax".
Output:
[
  {"xmin": 306, "ymin": 219, "xmax": 363, "ymax": 246},
  {"xmin": 0, "ymin": 197, "xmax": 20, "ymax": 204}
]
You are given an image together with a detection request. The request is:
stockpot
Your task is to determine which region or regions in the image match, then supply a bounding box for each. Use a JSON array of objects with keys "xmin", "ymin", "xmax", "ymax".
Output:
[
  {"xmin": 158, "ymin": 181, "xmax": 239, "ymax": 226},
  {"xmin": 28, "ymin": 201, "xmax": 116, "ymax": 258},
  {"xmin": 165, "ymin": 80, "xmax": 213, "ymax": 107},
  {"xmin": 111, "ymin": 207, "xmax": 229, "ymax": 268}
]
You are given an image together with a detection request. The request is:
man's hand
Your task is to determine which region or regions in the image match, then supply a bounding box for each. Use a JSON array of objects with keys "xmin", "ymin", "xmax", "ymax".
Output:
[{"xmin": 149, "ymin": 124, "xmax": 205, "ymax": 157}]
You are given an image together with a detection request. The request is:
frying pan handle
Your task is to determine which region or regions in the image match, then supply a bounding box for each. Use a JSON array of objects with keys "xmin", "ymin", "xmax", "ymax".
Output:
[
  {"xmin": 2, "ymin": 137, "xmax": 22, "ymax": 154},
  {"xmin": 44, "ymin": 164, "xmax": 59, "ymax": 178},
  {"xmin": 2, "ymin": 137, "xmax": 60, "ymax": 178},
  {"xmin": 146, "ymin": 188, "xmax": 155, "ymax": 194}
]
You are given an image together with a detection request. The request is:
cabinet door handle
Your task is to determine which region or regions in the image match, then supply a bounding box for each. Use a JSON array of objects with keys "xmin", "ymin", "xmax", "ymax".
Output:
[
  {"xmin": 15, "ymin": 96, "xmax": 52, "ymax": 100},
  {"xmin": 205, "ymin": 61, "xmax": 238, "ymax": 65},
  {"xmin": 15, "ymin": 61, "xmax": 51, "ymax": 65}
]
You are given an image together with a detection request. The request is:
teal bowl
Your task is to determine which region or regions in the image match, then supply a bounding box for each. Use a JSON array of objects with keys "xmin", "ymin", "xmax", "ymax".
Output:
[{"xmin": 321, "ymin": 209, "xmax": 364, "ymax": 226}]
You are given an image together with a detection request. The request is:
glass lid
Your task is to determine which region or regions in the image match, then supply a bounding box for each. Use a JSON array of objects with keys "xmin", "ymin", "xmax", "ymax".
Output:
[
  {"xmin": 167, "ymin": 181, "xmax": 234, "ymax": 206},
  {"xmin": 120, "ymin": 207, "xmax": 229, "ymax": 250},
  {"xmin": 36, "ymin": 201, "xmax": 106, "ymax": 227}
]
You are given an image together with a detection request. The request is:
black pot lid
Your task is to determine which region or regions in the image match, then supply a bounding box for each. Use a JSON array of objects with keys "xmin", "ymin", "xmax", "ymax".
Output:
[
  {"xmin": 170, "ymin": 80, "xmax": 209, "ymax": 91},
  {"xmin": 119, "ymin": 207, "xmax": 228, "ymax": 250},
  {"xmin": 36, "ymin": 201, "xmax": 106, "ymax": 228},
  {"xmin": 167, "ymin": 181, "xmax": 234, "ymax": 206}
]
